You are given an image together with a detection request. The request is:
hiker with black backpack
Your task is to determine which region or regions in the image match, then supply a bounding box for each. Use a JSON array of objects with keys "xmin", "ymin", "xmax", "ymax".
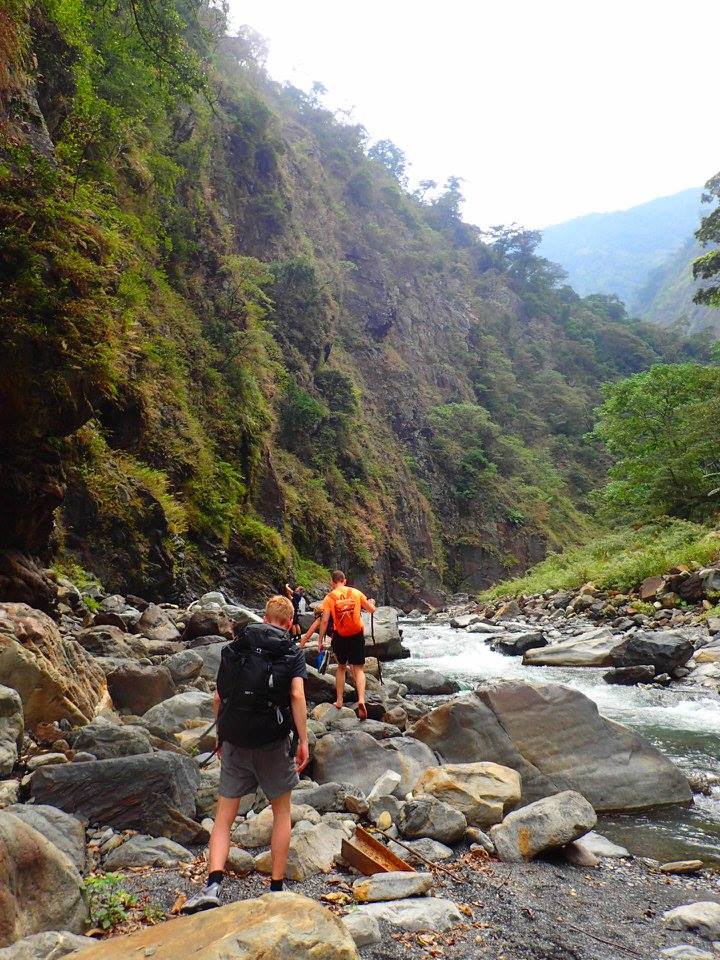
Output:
[
  {"xmin": 182, "ymin": 595, "xmax": 309, "ymax": 913},
  {"xmin": 316, "ymin": 570, "xmax": 376, "ymax": 719}
]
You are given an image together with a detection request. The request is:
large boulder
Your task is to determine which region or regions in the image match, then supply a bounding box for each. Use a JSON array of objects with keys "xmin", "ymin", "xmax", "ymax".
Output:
[
  {"xmin": 75, "ymin": 626, "xmax": 136, "ymax": 659},
  {"xmin": 0, "ymin": 604, "xmax": 108, "ymax": 729},
  {"xmin": 4, "ymin": 805, "xmax": 85, "ymax": 873},
  {"xmin": 0, "ymin": 687, "xmax": 23, "ymax": 776},
  {"xmin": 490, "ymin": 790, "xmax": 597, "ymax": 862},
  {"xmin": 355, "ymin": 897, "xmax": 461, "ymax": 933},
  {"xmin": 662, "ymin": 902, "xmax": 720, "ymax": 941},
  {"xmin": 165, "ymin": 650, "xmax": 204, "ymax": 684},
  {"xmin": 0, "ymin": 812, "xmax": 87, "ymax": 947},
  {"xmin": 523, "ymin": 627, "xmax": 623, "ymax": 667},
  {"xmin": 181, "ymin": 610, "xmax": 233, "ymax": 644},
  {"xmin": 0, "ymin": 931, "xmax": 94, "ymax": 959},
  {"xmin": 106, "ymin": 663, "xmax": 175, "ymax": 715},
  {"xmin": 312, "ymin": 732, "xmax": 436, "ymax": 797},
  {"xmin": 361, "ymin": 608, "xmax": 409, "ymax": 661},
  {"xmin": 412, "ymin": 762, "xmax": 521, "ymax": 827},
  {"xmin": 72, "ymin": 717, "xmax": 153, "ymax": 760},
  {"xmin": 398, "ymin": 797, "xmax": 467, "ymax": 843},
  {"xmin": 389, "ymin": 669, "xmax": 460, "ymax": 695},
  {"xmin": 104, "ymin": 835, "xmax": 193, "ymax": 869},
  {"xmin": 409, "ymin": 681, "xmax": 691, "ymax": 811},
  {"xmin": 493, "ymin": 631, "xmax": 547, "ymax": 657},
  {"xmin": 304, "ymin": 667, "xmax": 352, "ymax": 705},
  {"xmin": 140, "ymin": 691, "xmax": 214, "ymax": 739},
  {"xmin": 610, "ymin": 632, "xmax": 694, "ymax": 673},
  {"xmin": 136, "ymin": 604, "xmax": 180, "ymax": 644},
  {"xmin": 192, "ymin": 643, "xmax": 226, "ymax": 681},
  {"xmin": 253, "ymin": 821, "xmax": 344, "ymax": 880},
  {"xmin": 62, "ymin": 893, "xmax": 357, "ymax": 960},
  {"xmin": 29, "ymin": 752, "xmax": 203, "ymax": 844}
]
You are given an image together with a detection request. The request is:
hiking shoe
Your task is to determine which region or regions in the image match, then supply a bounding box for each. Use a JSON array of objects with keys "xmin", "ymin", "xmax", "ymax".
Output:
[{"xmin": 181, "ymin": 881, "xmax": 222, "ymax": 914}]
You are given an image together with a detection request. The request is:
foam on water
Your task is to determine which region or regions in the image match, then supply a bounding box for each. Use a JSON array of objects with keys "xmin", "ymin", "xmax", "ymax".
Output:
[{"xmin": 400, "ymin": 618, "xmax": 720, "ymax": 864}]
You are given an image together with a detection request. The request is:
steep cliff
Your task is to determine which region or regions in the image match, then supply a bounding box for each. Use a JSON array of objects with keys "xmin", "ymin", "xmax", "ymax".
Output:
[{"xmin": 0, "ymin": 6, "xmax": 708, "ymax": 605}]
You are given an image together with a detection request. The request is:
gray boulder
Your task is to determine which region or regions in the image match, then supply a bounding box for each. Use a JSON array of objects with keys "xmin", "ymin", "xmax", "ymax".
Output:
[
  {"xmin": 192, "ymin": 642, "xmax": 226, "ymax": 680},
  {"xmin": 662, "ymin": 902, "xmax": 720, "ymax": 940},
  {"xmin": 352, "ymin": 871, "xmax": 433, "ymax": 902},
  {"xmin": 0, "ymin": 813, "xmax": 87, "ymax": 947},
  {"xmin": 388, "ymin": 837, "xmax": 453, "ymax": 862},
  {"xmin": 523, "ymin": 627, "xmax": 623, "ymax": 666},
  {"xmin": 398, "ymin": 797, "xmax": 467, "ymax": 844},
  {"xmin": 493, "ymin": 631, "xmax": 547, "ymax": 656},
  {"xmin": 29, "ymin": 752, "xmax": 202, "ymax": 844},
  {"xmin": 140, "ymin": 691, "xmax": 214, "ymax": 738},
  {"xmin": 361, "ymin": 607, "xmax": 409, "ymax": 660},
  {"xmin": 0, "ymin": 685, "xmax": 23, "ymax": 776},
  {"xmin": 409, "ymin": 680, "xmax": 691, "ymax": 811},
  {"xmin": 106, "ymin": 663, "xmax": 175, "ymax": 715},
  {"xmin": 104, "ymin": 835, "xmax": 193, "ymax": 868},
  {"xmin": 136, "ymin": 604, "xmax": 180, "ymax": 644},
  {"xmin": 490, "ymin": 790, "xmax": 597, "ymax": 862},
  {"xmin": 603, "ymin": 665, "xmax": 655, "ymax": 685},
  {"xmin": 72, "ymin": 717, "xmax": 153, "ymax": 760},
  {"xmin": 356, "ymin": 897, "xmax": 462, "ymax": 932},
  {"xmin": 165, "ymin": 650, "xmax": 204, "ymax": 684},
  {"xmin": 0, "ymin": 931, "xmax": 94, "ymax": 959},
  {"xmin": 5, "ymin": 805, "xmax": 85, "ymax": 873},
  {"xmin": 389, "ymin": 669, "xmax": 460, "ymax": 695},
  {"xmin": 182, "ymin": 610, "xmax": 233, "ymax": 643},
  {"xmin": 312, "ymin": 732, "xmax": 436, "ymax": 797},
  {"xmin": 610, "ymin": 631, "xmax": 694, "ymax": 673}
]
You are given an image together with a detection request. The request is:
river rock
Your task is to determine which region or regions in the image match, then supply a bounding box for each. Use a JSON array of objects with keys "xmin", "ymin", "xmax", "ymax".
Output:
[
  {"xmin": 0, "ymin": 931, "xmax": 95, "ymax": 960},
  {"xmin": 659, "ymin": 860, "xmax": 704, "ymax": 874},
  {"xmin": 4, "ymin": 805, "xmax": 85, "ymax": 873},
  {"xmin": 0, "ymin": 812, "xmax": 87, "ymax": 947},
  {"xmin": 398, "ymin": 797, "xmax": 467, "ymax": 843},
  {"xmin": 182, "ymin": 610, "xmax": 233, "ymax": 644},
  {"xmin": 367, "ymin": 770, "xmax": 402, "ymax": 800},
  {"xmin": 410, "ymin": 681, "xmax": 691, "ymax": 811},
  {"xmin": 226, "ymin": 846, "xmax": 254, "ymax": 874},
  {"xmin": 72, "ymin": 717, "xmax": 152, "ymax": 759},
  {"xmin": 603, "ymin": 665, "xmax": 655, "ymax": 685},
  {"xmin": 0, "ymin": 686, "xmax": 23, "ymax": 776},
  {"xmin": 29, "ymin": 752, "xmax": 202, "ymax": 844},
  {"xmin": 312, "ymin": 732, "xmax": 436, "ymax": 797},
  {"xmin": 490, "ymin": 790, "xmax": 597, "ymax": 862},
  {"xmin": 0, "ymin": 604, "xmax": 108, "ymax": 730},
  {"xmin": 193, "ymin": 642, "xmax": 227, "ymax": 681},
  {"xmin": 389, "ymin": 670, "xmax": 460, "ymax": 695},
  {"xmin": 104, "ymin": 835, "xmax": 193, "ymax": 868},
  {"xmin": 570, "ymin": 830, "xmax": 630, "ymax": 859},
  {"xmin": 232, "ymin": 804, "xmax": 320, "ymax": 848},
  {"xmin": 355, "ymin": 897, "xmax": 462, "ymax": 932},
  {"xmin": 523, "ymin": 627, "xmax": 623, "ymax": 666},
  {"xmin": 662, "ymin": 902, "xmax": 720, "ymax": 940},
  {"xmin": 388, "ymin": 837, "xmax": 453, "ymax": 862},
  {"xmin": 165, "ymin": 650, "xmax": 204, "ymax": 684},
  {"xmin": 253, "ymin": 821, "xmax": 344, "ymax": 880},
  {"xmin": 136, "ymin": 604, "xmax": 179, "ymax": 643},
  {"xmin": 0, "ymin": 782, "xmax": 20, "ymax": 808},
  {"xmin": 494, "ymin": 632, "xmax": 547, "ymax": 656},
  {"xmin": 61, "ymin": 893, "xmax": 358, "ymax": 959},
  {"xmin": 106, "ymin": 662, "xmax": 175, "ymax": 715},
  {"xmin": 412, "ymin": 761, "xmax": 521, "ymax": 827},
  {"xmin": 361, "ymin": 607, "xmax": 409, "ymax": 660},
  {"xmin": 610, "ymin": 631, "xmax": 694, "ymax": 673},
  {"xmin": 341, "ymin": 912, "xmax": 381, "ymax": 947},
  {"xmin": 140, "ymin": 691, "xmax": 214, "ymax": 738},
  {"xmin": 304, "ymin": 666, "xmax": 352, "ymax": 705},
  {"xmin": 352, "ymin": 871, "xmax": 433, "ymax": 903},
  {"xmin": 75, "ymin": 626, "xmax": 135, "ymax": 659}
]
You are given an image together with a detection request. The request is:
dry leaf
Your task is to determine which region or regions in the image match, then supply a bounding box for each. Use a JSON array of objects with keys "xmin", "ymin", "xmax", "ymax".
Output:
[{"xmin": 170, "ymin": 893, "xmax": 187, "ymax": 915}]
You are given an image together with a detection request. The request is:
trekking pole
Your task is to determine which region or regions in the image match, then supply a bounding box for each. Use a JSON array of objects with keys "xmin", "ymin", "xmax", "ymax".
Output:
[{"xmin": 371, "ymin": 610, "xmax": 383, "ymax": 685}]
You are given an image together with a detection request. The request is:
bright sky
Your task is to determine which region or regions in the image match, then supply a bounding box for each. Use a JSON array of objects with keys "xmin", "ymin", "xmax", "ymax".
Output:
[{"xmin": 226, "ymin": 0, "xmax": 720, "ymax": 230}]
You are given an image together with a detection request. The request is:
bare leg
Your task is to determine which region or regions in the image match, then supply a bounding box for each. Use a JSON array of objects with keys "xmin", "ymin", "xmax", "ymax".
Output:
[
  {"xmin": 208, "ymin": 796, "xmax": 240, "ymax": 872},
  {"xmin": 270, "ymin": 792, "xmax": 292, "ymax": 881},
  {"xmin": 334, "ymin": 664, "xmax": 346, "ymax": 709},
  {"xmin": 355, "ymin": 665, "xmax": 367, "ymax": 719}
]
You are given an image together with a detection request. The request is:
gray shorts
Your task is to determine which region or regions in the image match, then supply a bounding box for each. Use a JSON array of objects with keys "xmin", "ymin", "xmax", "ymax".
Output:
[{"xmin": 219, "ymin": 737, "xmax": 298, "ymax": 801}]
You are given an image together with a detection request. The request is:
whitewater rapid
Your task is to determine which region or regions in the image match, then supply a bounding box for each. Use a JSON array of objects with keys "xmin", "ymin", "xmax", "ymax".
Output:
[{"xmin": 398, "ymin": 618, "xmax": 720, "ymax": 866}]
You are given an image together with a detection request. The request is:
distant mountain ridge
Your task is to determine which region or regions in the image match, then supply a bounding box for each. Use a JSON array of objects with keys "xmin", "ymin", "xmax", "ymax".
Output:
[{"xmin": 538, "ymin": 187, "xmax": 704, "ymax": 310}]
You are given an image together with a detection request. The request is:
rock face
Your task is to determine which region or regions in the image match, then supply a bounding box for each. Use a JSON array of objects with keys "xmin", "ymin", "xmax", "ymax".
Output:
[
  {"xmin": 523, "ymin": 627, "xmax": 622, "ymax": 667},
  {"xmin": 489, "ymin": 790, "xmax": 597, "ymax": 862},
  {"xmin": 4, "ymin": 805, "xmax": 86, "ymax": 873},
  {"xmin": 409, "ymin": 681, "xmax": 691, "ymax": 811},
  {"xmin": 106, "ymin": 663, "xmax": 176, "ymax": 715},
  {"xmin": 412, "ymin": 762, "xmax": 521, "ymax": 827},
  {"xmin": 312, "ymin": 732, "xmax": 437, "ymax": 797},
  {"xmin": 398, "ymin": 797, "xmax": 467, "ymax": 843},
  {"xmin": 0, "ymin": 686, "xmax": 23, "ymax": 776},
  {"xmin": 610, "ymin": 632, "xmax": 694, "ymax": 673},
  {"xmin": 389, "ymin": 670, "xmax": 460, "ymax": 695},
  {"xmin": 29, "ymin": 752, "xmax": 202, "ymax": 844},
  {"xmin": 62, "ymin": 893, "xmax": 358, "ymax": 959},
  {"xmin": 0, "ymin": 812, "xmax": 87, "ymax": 947},
  {"xmin": 0, "ymin": 604, "xmax": 108, "ymax": 729}
]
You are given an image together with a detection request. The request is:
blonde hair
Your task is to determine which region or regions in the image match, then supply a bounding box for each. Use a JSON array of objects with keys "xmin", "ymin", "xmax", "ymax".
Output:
[{"xmin": 265, "ymin": 594, "xmax": 294, "ymax": 625}]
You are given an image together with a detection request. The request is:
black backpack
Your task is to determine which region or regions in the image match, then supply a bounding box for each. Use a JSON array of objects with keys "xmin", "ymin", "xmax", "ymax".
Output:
[{"xmin": 216, "ymin": 622, "xmax": 297, "ymax": 748}]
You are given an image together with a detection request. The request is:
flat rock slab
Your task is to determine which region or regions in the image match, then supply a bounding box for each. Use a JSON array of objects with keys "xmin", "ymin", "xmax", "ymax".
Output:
[
  {"xmin": 62, "ymin": 893, "xmax": 358, "ymax": 959},
  {"xmin": 355, "ymin": 897, "xmax": 462, "ymax": 932},
  {"xmin": 352, "ymin": 871, "xmax": 432, "ymax": 903},
  {"xmin": 662, "ymin": 902, "xmax": 720, "ymax": 940},
  {"xmin": 523, "ymin": 627, "xmax": 623, "ymax": 667},
  {"xmin": 571, "ymin": 830, "xmax": 630, "ymax": 859},
  {"xmin": 0, "ymin": 931, "xmax": 95, "ymax": 959},
  {"xmin": 490, "ymin": 790, "xmax": 597, "ymax": 862},
  {"xmin": 390, "ymin": 670, "xmax": 460, "ymax": 695}
]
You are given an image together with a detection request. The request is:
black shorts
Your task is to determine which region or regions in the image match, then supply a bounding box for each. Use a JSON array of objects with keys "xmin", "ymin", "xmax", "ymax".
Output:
[{"xmin": 331, "ymin": 631, "xmax": 365, "ymax": 666}]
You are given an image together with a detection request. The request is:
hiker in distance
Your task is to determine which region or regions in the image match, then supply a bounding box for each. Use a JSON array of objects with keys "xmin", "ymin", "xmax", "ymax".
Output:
[
  {"xmin": 316, "ymin": 570, "xmax": 376, "ymax": 719},
  {"xmin": 183, "ymin": 595, "xmax": 309, "ymax": 913},
  {"xmin": 284, "ymin": 582, "xmax": 306, "ymax": 641}
]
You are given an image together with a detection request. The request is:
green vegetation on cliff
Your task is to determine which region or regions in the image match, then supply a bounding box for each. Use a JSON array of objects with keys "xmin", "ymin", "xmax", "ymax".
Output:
[{"xmin": 0, "ymin": 2, "xmax": 712, "ymax": 602}]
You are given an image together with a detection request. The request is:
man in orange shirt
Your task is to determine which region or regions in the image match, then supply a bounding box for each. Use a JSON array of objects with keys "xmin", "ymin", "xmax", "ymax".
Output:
[{"xmin": 317, "ymin": 570, "xmax": 376, "ymax": 718}]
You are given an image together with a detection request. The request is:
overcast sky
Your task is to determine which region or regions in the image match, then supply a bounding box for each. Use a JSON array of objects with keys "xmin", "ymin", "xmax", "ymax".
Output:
[{"xmin": 227, "ymin": 1, "xmax": 720, "ymax": 230}]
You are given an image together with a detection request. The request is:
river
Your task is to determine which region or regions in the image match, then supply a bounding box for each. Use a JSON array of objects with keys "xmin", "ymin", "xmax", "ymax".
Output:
[{"xmin": 398, "ymin": 618, "xmax": 720, "ymax": 866}]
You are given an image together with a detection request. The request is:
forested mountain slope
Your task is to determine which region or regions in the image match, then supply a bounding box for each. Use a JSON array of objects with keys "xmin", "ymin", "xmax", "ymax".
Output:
[
  {"xmin": 538, "ymin": 188, "xmax": 703, "ymax": 308},
  {"xmin": 633, "ymin": 238, "xmax": 720, "ymax": 334},
  {"xmin": 0, "ymin": 5, "xmax": 709, "ymax": 605}
]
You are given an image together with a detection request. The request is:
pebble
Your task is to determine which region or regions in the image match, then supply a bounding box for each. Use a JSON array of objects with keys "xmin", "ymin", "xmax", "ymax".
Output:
[
  {"xmin": 26, "ymin": 752, "xmax": 68, "ymax": 771},
  {"xmin": 660, "ymin": 860, "xmax": 704, "ymax": 875}
]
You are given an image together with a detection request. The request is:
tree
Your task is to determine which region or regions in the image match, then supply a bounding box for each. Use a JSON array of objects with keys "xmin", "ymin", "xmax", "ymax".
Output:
[
  {"xmin": 591, "ymin": 363, "xmax": 720, "ymax": 521},
  {"xmin": 367, "ymin": 139, "xmax": 407, "ymax": 184},
  {"xmin": 693, "ymin": 171, "xmax": 720, "ymax": 307},
  {"xmin": 485, "ymin": 224, "xmax": 566, "ymax": 293}
]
